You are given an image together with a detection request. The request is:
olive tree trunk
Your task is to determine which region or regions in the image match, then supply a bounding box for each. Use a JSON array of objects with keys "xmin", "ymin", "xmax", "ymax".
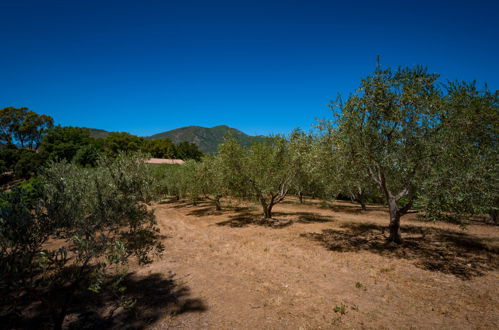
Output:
[
  {"xmin": 351, "ymin": 187, "xmax": 367, "ymax": 211},
  {"xmin": 352, "ymin": 195, "xmax": 367, "ymax": 211},
  {"xmin": 262, "ymin": 201, "xmax": 274, "ymax": 219},
  {"xmin": 371, "ymin": 166, "xmax": 412, "ymax": 244},
  {"xmin": 387, "ymin": 198, "xmax": 402, "ymax": 243},
  {"xmin": 359, "ymin": 199, "xmax": 367, "ymax": 211},
  {"xmin": 489, "ymin": 210, "xmax": 498, "ymax": 224},
  {"xmin": 214, "ymin": 196, "xmax": 222, "ymax": 211},
  {"xmin": 204, "ymin": 194, "xmax": 223, "ymax": 211},
  {"xmin": 259, "ymin": 192, "xmax": 286, "ymax": 219}
]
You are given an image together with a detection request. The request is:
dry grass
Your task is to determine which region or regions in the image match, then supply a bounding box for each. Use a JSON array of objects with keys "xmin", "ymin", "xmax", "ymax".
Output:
[
  {"xmin": 128, "ymin": 197, "xmax": 498, "ymax": 329},
  {"xmin": 14, "ymin": 197, "xmax": 497, "ymax": 329}
]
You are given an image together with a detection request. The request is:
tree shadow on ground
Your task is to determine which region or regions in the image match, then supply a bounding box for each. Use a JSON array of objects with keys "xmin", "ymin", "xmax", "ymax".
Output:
[
  {"xmin": 187, "ymin": 206, "xmax": 221, "ymax": 217},
  {"xmin": 157, "ymin": 197, "xmax": 187, "ymax": 205},
  {"xmin": 273, "ymin": 212, "xmax": 335, "ymax": 224},
  {"xmin": 170, "ymin": 200, "xmax": 204, "ymax": 209},
  {"xmin": 216, "ymin": 211, "xmax": 335, "ymax": 228},
  {"xmin": 413, "ymin": 213, "xmax": 499, "ymax": 227},
  {"xmin": 215, "ymin": 211, "xmax": 258, "ymax": 228},
  {"xmin": 328, "ymin": 204, "xmax": 382, "ymax": 214},
  {"xmin": 186, "ymin": 204, "xmax": 254, "ymax": 218},
  {"xmin": 302, "ymin": 222, "xmax": 499, "ymax": 280},
  {"xmin": 1, "ymin": 272, "xmax": 207, "ymax": 330},
  {"xmin": 281, "ymin": 199, "xmax": 320, "ymax": 206}
]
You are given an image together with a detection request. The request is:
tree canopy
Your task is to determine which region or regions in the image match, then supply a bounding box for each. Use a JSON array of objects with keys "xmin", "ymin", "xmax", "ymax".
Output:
[
  {"xmin": 0, "ymin": 107, "xmax": 53, "ymax": 149},
  {"xmin": 332, "ymin": 64, "xmax": 498, "ymax": 241}
]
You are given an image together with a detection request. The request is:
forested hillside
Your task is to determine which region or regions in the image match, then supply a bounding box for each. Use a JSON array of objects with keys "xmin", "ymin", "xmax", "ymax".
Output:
[
  {"xmin": 148, "ymin": 125, "xmax": 264, "ymax": 153},
  {"xmin": 87, "ymin": 125, "xmax": 264, "ymax": 154}
]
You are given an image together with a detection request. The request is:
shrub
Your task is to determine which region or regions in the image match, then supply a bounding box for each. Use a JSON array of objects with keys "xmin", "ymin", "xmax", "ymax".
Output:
[{"xmin": 0, "ymin": 153, "xmax": 163, "ymax": 329}]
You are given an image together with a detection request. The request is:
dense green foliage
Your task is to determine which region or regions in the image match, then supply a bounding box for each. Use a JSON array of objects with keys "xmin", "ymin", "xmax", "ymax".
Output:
[
  {"xmin": 0, "ymin": 153, "xmax": 163, "ymax": 329},
  {"xmin": 142, "ymin": 138, "xmax": 176, "ymax": 158},
  {"xmin": 419, "ymin": 82, "xmax": 498, "ymax": 224},
  {"xmin": 39, "ymin": 126, "xmax": 97, "ymax": 163},
  {"xmin": 289, "ymin": 129, "xmax": 331, "ymax": 202},
  {"xmin": 0, "ymin": 107, "xmax": 54, "ymax": 180}
]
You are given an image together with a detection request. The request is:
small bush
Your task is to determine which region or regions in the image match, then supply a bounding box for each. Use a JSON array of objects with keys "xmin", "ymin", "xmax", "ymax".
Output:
[{"xmin": 0, "ymin": 152, "xmax": 164, "ymax": 329}]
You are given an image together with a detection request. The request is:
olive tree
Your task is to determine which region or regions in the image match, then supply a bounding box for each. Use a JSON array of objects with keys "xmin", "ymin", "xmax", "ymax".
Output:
[
  {"xmin": 289, "ymin": 129, "xmax": 317, "ymax": 203},
  {"xmin": 220, "ymin": 136, "xmax": 295, "ymax": 219},
  {"xmin": 419, "ymin": 81, "xmax": 498, "ymax": 224},
  {"xmin": 309, "ymin": 124, "xmax": 342, "ymax": 202},
  {"xmin": 182, "ymin": 160, "xmax": 204, "ymax": 205},
  {"xmin": 0, "ymin": 153, "xmax": 163, "ymax": 329},
  {"xmin": 196, "ymin": 156, "xmax": 229, "ymax": 210},
  {"xmin": 217, "ymin": 135, "xmax": 250, "ymax": 199},
  {"xmin": 317, "ymin": 120, "xmax": 379, "ymax": 211},
  {"xmin": 335, "ymin": 65, "xmax": 443, "ymax": 243}
]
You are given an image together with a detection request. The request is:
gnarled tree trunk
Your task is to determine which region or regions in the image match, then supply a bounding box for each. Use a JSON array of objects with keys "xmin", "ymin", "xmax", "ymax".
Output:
[
  {"xmin": 204, "ymin": 194, "xmax": 223, "ymax": 211},
  {"xmin": 387, "ymin": 198, "xmax": 402, "ymax": 243},
  {"xmin": 371, "ymin": 166, "xmax": 411, "ymax": 244},
  {"xmin": 259, "ymin": 192, "xmax": 286, "ymax": 220},
  {"xmin": 263, "ymin": 202, "xmax": 274, "ymax": 219},
  {"xmin": 488, "ymin": 210, "xmax": 498, "ymax": 224},
  {"xmin": 359, "ymin": 199, "xmax": 367, "ymax": 211},
  {"xmin": 351, "ymin": 187, "xmax": 367, "ymax": 211},
  {"xmin": 214, "ymin": 196, "xmax": 222, "ymax": 211}
]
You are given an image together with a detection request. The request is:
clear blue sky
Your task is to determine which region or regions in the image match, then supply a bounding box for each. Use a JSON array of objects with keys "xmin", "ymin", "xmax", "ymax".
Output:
[{"xmin": 1, "ymin": 0, "xmax": 498, "ymax": 136}]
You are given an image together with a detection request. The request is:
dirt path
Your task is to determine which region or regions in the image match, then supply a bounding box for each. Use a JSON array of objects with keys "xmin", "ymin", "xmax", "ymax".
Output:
[{"xmin": 134, "ymin": 199, "xmax": 499, "ymax": 329}]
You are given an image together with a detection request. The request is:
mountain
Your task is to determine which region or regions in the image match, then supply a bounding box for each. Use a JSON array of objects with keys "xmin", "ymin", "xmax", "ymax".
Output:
[
  {"xmin": 148, "ymin": 125, "xmax": 265, "ymax": 154},
  {"xmin": 83, "ymin": 125, "xmax": 265, "ymax": 154}
]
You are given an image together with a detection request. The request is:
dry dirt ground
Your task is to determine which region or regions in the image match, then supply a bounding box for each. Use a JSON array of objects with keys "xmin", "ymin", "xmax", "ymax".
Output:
[{"xmin": 120, "ymin": 198, "xmax": 498, "ymax": 329}]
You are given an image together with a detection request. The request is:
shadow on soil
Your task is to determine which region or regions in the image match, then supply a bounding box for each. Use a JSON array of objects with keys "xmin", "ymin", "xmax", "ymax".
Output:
[
  {"xmin": 303, "ymin": 222, "xmax": 499, "ymax": 280},
  {"xmin": 186, "ymin": 204, "xmax": 254, "ymax": 218},
  {"xmin": 216, "ymin": 211, "xmax": 335, "ymax": 228},
  {"xmin": 187, "ymin": 206, "xmax": 222, "ymax": 217},
  {"xmin": 1, "ymin": 272, "xmax": 207, "ymax": 330},
  {"xmin": 328, "ymin": 203, "xmax": 387, "ymax": 214}
]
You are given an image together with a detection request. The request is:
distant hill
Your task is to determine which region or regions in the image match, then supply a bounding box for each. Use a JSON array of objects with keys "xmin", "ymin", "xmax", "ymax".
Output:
[
  {"xmin": 86, "ymin": 128, "xmax": 111, "ymax": 139},
  {"xmin": 83, "ymin": 125, "xmax": 265, "ymax": 154},
  {"xmin": 148, "ymin": 125, "xmax": 265, "ymax": 154}
]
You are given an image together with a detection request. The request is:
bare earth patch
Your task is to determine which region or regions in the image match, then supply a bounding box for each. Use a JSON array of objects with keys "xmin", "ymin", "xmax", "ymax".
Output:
[{"xmin": 127, "ymin": 198, "xmax": 498, "ymax": 329}]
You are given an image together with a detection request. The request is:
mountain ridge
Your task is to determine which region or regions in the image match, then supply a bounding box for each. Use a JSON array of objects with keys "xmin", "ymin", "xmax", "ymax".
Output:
[{"xmin": 86, "ymin": 125, "xmax": 265, "ymax": 154}]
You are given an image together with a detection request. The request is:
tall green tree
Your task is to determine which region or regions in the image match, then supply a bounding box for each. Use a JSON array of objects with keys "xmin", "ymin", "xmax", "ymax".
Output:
[
  {"xmin": 335, "ymin": 64, "xmax": 443, "ymax": 243},
  {"xmin": 39, "ymin": 126, "xmax": 95, "ymax": 162},
  {"xmin": 142, "ymin": 138, "xmax": 176, "ymax": 158},
  {"xmin": 0, "ymin": 107, "xmax": 53, "ymax": 148},
  {"xmin": 175, "ymin": 141, "xmax": 203, "ymax": 161},
  {"xmin": 103, "ymin": 132, "xmax": 144, "ymax": 156}
]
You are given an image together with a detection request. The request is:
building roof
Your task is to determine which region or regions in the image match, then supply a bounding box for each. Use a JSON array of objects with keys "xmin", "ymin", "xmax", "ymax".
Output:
[{"xmin": 145, "ymin": 158, "xmax": 185, "ymax": 165}]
